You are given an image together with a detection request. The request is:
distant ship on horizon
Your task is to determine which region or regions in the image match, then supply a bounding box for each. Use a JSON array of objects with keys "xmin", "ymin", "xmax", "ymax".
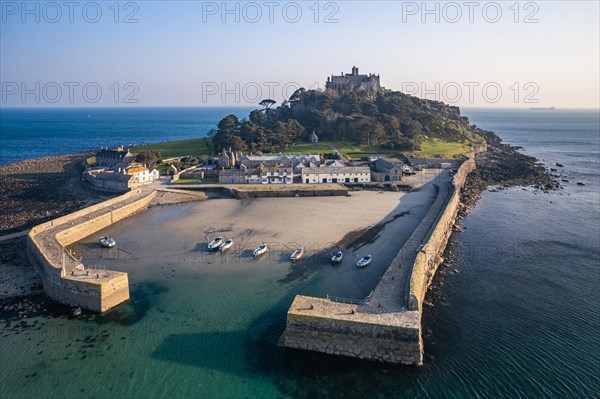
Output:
[{"xmin": 529, "ymin": 106, "xmax": 556, "ymax": 110}]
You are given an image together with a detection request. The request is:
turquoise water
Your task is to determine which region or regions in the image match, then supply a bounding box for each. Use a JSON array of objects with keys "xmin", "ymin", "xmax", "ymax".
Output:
[{"xmin": 1, "ymin": 109, "xmax": 599, "ymax": 398}]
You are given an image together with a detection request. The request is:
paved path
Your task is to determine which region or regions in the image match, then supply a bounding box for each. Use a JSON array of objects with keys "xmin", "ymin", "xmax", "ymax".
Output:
[
  {"xmin": 364, "ymin": 173, "xmax": 453, "ymax": 312},
  {"xmin": 0, "ymin": 230, "xmax": 29, "ymax": 242}
]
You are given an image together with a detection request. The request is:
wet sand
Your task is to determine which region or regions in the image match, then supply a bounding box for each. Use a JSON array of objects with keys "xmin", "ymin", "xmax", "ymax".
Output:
[{"xmin": 70, "ymin": 181, "xmax": 442, "ymax": 301}]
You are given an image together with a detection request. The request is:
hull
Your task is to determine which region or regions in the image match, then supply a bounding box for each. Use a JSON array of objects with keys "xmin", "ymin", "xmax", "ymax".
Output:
[
  {"xmin": 220, "ymin": 241, "xmax": 233, "ymax": 252},
  {"xmin": 253, "ymin": 246, "xmax": 267, "ymax": 257},
  {"xmin": 208, "ymin": 237, "xmax": 223, "ymax": 251},
  {"xmin": 290, "ymin": 249, "xmax": 304, "ymax": 261},
  {"xmin": 357, "ymin": 256, "xmax": 372, "ymax": 268}
]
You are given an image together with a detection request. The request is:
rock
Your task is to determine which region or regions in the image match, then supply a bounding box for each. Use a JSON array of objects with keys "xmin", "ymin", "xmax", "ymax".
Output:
[
  {"xmin": 556, "ymin": 163, "xmax": 564, "ymax": 167},
  {"xmin": 577, "ymin": 182, "xmax": 585, "ymax": 186}
]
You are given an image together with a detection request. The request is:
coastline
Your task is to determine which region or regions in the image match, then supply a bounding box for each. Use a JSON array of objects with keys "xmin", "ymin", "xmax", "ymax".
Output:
[{"xmin": 0, "ymin": 137, "xmax": 558, "ymax": 314}]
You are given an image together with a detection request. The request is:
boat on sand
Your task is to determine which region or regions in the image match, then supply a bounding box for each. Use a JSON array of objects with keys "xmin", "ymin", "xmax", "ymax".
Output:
[
  {"xmin": 208, "ymin": 237, "xmax": 224, "ymax": 251},
  {"xmin": 357, "ymin": 255, "xmax": 372, "ymax": 268},
  {"xmin": 99, "ymin": 236, "xmax": 116, "ymax": 248},
  {"xmin": 331, "ymin": 251, "xmax": 343, "ymax": 264},
  {"xmin": 253, "ymin": 244, "xmax": 268, "ymax": 257},
  {"xmin": 220, "ymin": 239, "xmax": 233, "ymax": 252},
  {"xmin": 290, "ymin": 247, "xmax": 304, "ymax": 261}
]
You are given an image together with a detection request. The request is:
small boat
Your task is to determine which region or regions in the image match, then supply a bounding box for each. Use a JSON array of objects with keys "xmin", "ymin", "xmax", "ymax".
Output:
[
  {"xmin": 208, "ymin": 236, "xmax": 224, "ymax": 251},
  {"xmin": 331, "ymin": 251, "xmax": 343, "ymax": 264},
  {"xmin": 290, "ymin": 247, "xmax": 304, "ymax": 261},
  {"xmin": 220, "ymin": 239, "xmax": 233, "ymax": 252},
  {"xmin": 253, "ymin": 244, "xmax": 268, "ymax": 257},
  {"xmin": 99, "ymin": 236, "xmax": 116, "ymax": 248},
  {"xmin": 357, "ymin": 255, "xmax": 372, "ymax": 268}
]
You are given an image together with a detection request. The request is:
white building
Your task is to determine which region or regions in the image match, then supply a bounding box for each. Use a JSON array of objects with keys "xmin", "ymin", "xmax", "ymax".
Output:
[
  {"xmin": 302, "ymin": 167, "xmax": 371, "ymax": 184},
  {"xmin": 126, "ymin": 165, "xmax": 159, "ymax": 183}
]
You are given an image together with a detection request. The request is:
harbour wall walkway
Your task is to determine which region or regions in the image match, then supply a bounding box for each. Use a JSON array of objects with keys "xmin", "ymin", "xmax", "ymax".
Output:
[
  {"xmin": 26, "ymin": 188, "xmax": 156, "ymax": 312},
  {"xmin": 281, "ymin": 151, "xmax": 479, "ymax": 365}
]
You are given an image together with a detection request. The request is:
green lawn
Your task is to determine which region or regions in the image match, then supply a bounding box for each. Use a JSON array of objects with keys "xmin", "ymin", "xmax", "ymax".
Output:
[
  {"xmin": 409, "ymin": 138, "xmax": 470, "ymax": 158},
  {"xmin": 171, "ymin": 177, "xmax": 219, "ymax": 185},
  {"xmin": 131, "ymin": 138, "xmax": 213, "ymax": 158},
  {"xmin": 281, "ymin": 142, "xmax": 332, "ymax": 154}
]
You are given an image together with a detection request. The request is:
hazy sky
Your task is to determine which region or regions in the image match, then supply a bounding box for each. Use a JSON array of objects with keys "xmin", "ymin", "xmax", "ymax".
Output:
[{"xmin": 1, "ymin": 1, "xmax": 598, "ymax": 108}]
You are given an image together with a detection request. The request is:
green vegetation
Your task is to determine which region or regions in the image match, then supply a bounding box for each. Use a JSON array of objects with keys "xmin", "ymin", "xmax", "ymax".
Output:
[
  {"xmin": 171, "ymin": 177, "xmax": 219, "ymax": 185},
  {"xmin": 131, "ymin": 138, "xmax": 213, "ymax": 158},
  {"xmin": 86, "ymin": 156, "xmax": 96, "ymax": 165},
  {"xmin": 281, "ymin": 142, "xmax": 332, "ymax": 154},
  {"xmin": 210, "ymin": 87, "xmax": 485, "ymax": 156},
  {"xmin": 410, "ymin": 138, "xmax": 471, "ymax": 158},
  {"xmin": 135, "ymin": 150, "xmax": 161, "ymax": 166}
]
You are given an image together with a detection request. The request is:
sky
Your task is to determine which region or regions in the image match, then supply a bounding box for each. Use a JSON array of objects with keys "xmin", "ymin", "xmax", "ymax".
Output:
[{"xmin": 1, "ymin": 1, "xmax": 599, "ymax": 108}]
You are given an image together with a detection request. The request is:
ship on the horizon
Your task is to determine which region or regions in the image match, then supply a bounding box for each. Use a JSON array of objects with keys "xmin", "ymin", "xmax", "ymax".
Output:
[{"xmin": 529, "ymin": 106, "xmax": 556, "ymax": 110}]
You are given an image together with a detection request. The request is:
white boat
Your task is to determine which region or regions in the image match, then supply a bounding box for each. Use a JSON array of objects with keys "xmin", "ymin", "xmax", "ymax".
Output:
[
  {"xmin": 208, "ymin": 236, "xmax": 224, "ymax": 251},
  {"xmin": 253, "ymin": 244, "xmax": 268, "ymax": 257},
  {"xmin": 331, "ymin": 251, "xmax": 343, "ymax": 264},
  {"xmin": 357, "ymin": 255, "xmax": 372, "ymax": 268},
  {"xmin": 290, "ymin": 247, "xmax": 304, "ymax": 261},
  {"xmin": 220, "ymin": 239, "xmax": 233, "ymax": 252},
  {"xmin": 99, "ymin": 236, "xmax": 116, "ymax": 248}
]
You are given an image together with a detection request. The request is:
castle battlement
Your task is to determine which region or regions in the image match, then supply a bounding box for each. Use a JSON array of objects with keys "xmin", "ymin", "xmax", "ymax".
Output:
[{"xmin": 326, "ymin": 66, "xmax": 381, "ymax": 93}]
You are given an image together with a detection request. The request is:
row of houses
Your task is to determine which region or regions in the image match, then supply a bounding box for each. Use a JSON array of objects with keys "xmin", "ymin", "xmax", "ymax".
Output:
[{"xmin": 216, "ymin": 152, "xmax": 418, "ymax": 185}]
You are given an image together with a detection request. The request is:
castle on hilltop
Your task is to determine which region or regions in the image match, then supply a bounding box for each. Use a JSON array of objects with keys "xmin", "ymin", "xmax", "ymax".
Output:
[{"xmin": 326, "ymin": 66, "xmax": 381, "ymax": 93}]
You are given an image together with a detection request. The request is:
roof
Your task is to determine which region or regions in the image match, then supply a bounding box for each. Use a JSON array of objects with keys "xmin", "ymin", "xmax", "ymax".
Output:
[
  {"xmin": 373, "ymin": 158, "xmax": 403, "ymax": 171},
  {"xmin": 302, "ymin": 166, "xmax": 370, "ymax": 175},
  {"xmin": 126, "ymin": 166, "xmax": 148, "ymax": 174},
  {"xmin": 97, "ymin": 148, "xmax": 130, "ymax": 158}
]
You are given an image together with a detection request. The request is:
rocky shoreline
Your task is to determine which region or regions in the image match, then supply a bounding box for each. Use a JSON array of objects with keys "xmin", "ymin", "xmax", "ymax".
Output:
[
  {"xmin": 0, "ymin": 153, "xmax": 111, "ymax": 306},
  {"xmin": 457, "ymin": 138, "xmax": 560, "ymax": 221},
  {"xmin": 0, "ymin": 152, "xmax": 111, "ymax": 236}
]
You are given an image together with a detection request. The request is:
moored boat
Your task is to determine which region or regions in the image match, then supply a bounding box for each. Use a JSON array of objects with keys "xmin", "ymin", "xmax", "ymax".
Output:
[
  {"xmin": 331, "ymin": 251, "xmax": 343, "ymax": 264},
  {"xmin": 99, "ymin": 236, "xmax": 116, "ymax": 248},
  {"xmin": 290, "ymin": 247, "xmax": 304, "ymax": 261},
  {"xmin": 357, "ymin": 255, "xmax": 372, "ymax": 268},
  {"xmin": 220, "ymin": 239, "xmax": 233, "ymax": 252},
  {"xmin": 253, "ymin": 244, "xmax": 268, "ymax": 257},
  {"xmin": 208, "ymin": 236, "xmax": 224, "ymax": 251}
]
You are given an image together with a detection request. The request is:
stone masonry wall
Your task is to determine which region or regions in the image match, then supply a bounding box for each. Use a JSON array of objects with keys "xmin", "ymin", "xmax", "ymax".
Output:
[
  {"xmin": 26, "ymin": 188, "xmax": 156, "ymax": 312},
  {"xmin": 407, "ymin": 154, "xmax": 476, "ymax": 311},
  {"xmin": 282, "ymin": 150, "xmax": 482, "ymax": 366}
]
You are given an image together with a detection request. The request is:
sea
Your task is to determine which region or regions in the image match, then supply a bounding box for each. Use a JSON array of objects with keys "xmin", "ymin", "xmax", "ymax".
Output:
[
  {"xmin": 0, "ymin": 107, "xmax": 599, "ymax": 398},
  {"xmin": 0, "ymin": 107, "xmax": 254, "ymax": 165}
]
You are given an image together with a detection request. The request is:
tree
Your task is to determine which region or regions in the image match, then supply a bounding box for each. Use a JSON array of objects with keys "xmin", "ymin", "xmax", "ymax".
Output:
[
  {"xmin": 135, "ymin": 151, "xmax": 161, "ymax": 166},
  {"xmin": 259, "ymin": 99, "xmax": 276, "ymax": 111}
]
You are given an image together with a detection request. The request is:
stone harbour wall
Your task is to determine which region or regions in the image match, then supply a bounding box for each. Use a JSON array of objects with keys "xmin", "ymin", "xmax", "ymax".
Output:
[
  {"xmin": 282, "ymin": 296, "xmax": 422, "ymax": 365},
  {"xmin": 407, "ymin": 155, "xmax": 476, "ymax": 311},
  {"xmin": 282, "ymin": 151, "xmax": 479, "ymax": 366},
  {"xmin": 26, "ymin": 188, "xmax": 156, "ymax": 312}
]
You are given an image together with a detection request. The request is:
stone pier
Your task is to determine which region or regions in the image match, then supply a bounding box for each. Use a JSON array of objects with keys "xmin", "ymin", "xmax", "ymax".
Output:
[
  {"xmin": 281, "ymin": 151, "xmax": 480, "ymax": 365},
  {"xmin": 26, "ymin": 188, "xmax": 156, "ymax": 312}
]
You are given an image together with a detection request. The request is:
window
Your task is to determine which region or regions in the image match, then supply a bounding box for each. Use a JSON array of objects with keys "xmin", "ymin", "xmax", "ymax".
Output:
[{"xmin": 322, "ymin": 178, "xmax": 327, "ymax": 183}]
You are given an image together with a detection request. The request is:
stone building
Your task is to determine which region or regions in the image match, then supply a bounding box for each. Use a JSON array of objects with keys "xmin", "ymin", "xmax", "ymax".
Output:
[
  {"xmin": 302, "ymin": 166, "xmax": 371, "ymax": 184},
  {"xmin": 371, "ymin": 158, "xmax": 405, "ymax": 182},
  {"xmin": 218, "ymin": 147, "xmax": 241, "ymax": 168},
  {"xmin": 83, "ymin": 164, "xmax": 159, "ymax": 192},
  {"xmin": 239, "ymin": 154, "xmax": 320, "ymax": 172},
  {"xmin": 95, "ymin": 146, "xmax": 133, "ymax": 167},
  {"xmin": 326, "ymin": 66, "xmax": 381, "ymax": 93}
]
